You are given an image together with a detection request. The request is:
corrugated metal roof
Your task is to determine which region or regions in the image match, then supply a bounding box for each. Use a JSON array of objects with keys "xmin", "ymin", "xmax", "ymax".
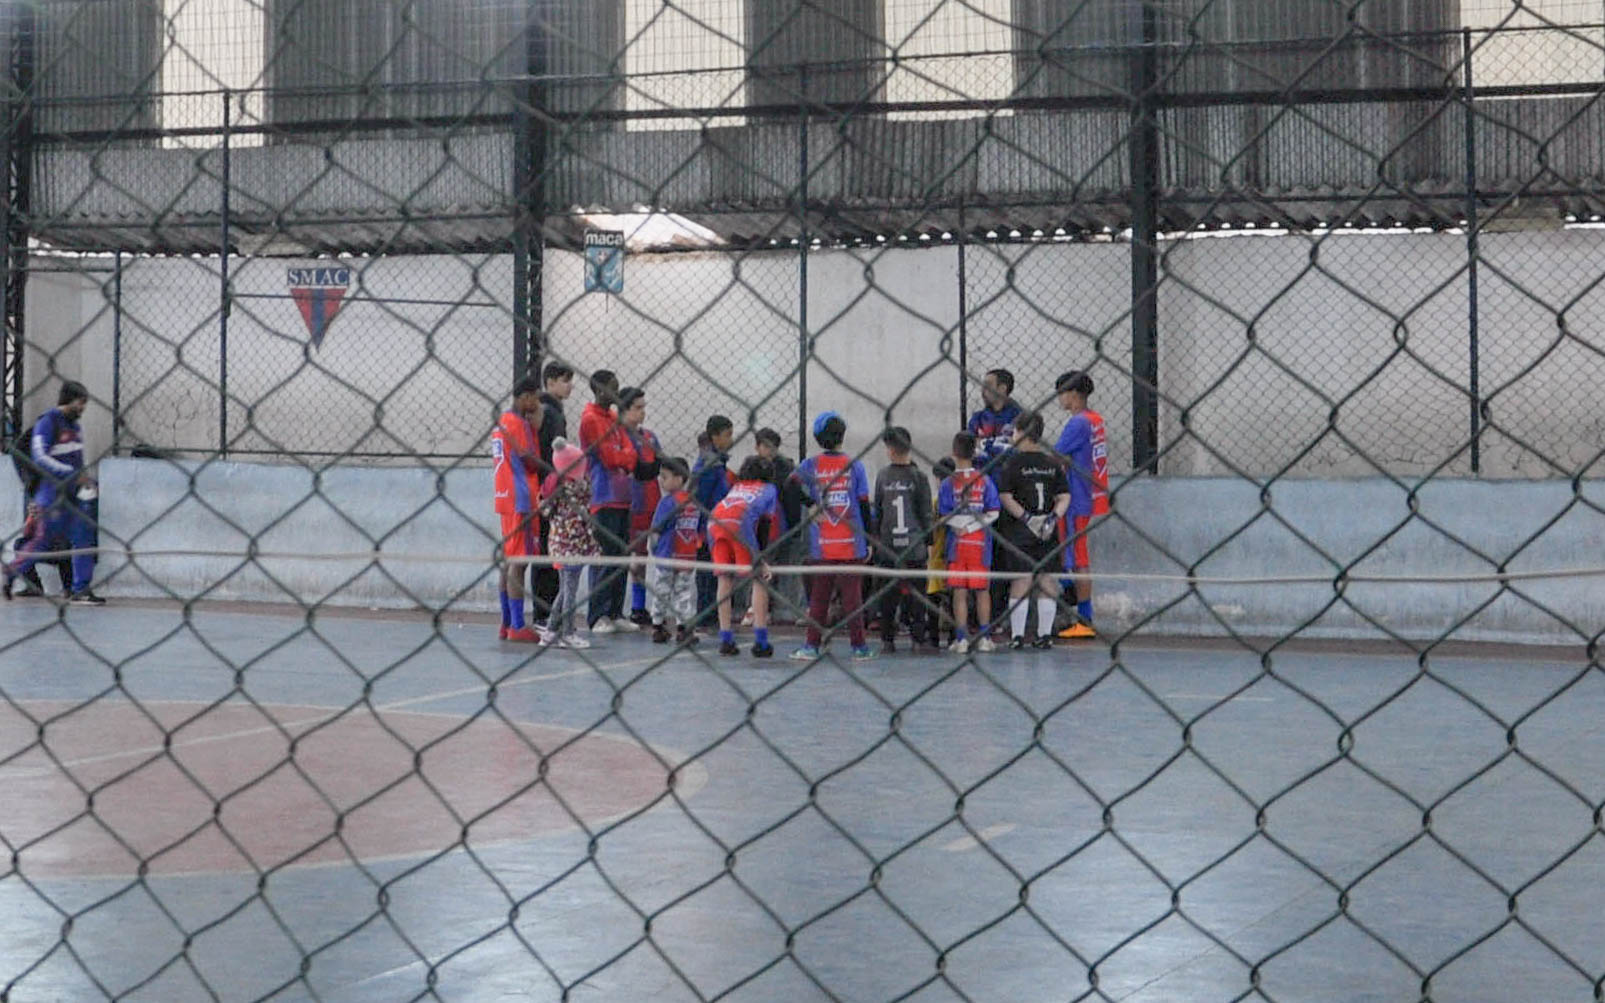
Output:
[{"xmin": 26, "ymin": 96, "xmax": 1605, "ymax": 254}]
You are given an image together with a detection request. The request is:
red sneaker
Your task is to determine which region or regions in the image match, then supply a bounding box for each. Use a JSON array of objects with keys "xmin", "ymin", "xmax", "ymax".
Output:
[
  {"xmin": 498, "ymin": 625, "xmax": 509, "ymax": 641},
  {"xmin": 505, "ymin": 627, "xmax": 542, "ymax": 643}
]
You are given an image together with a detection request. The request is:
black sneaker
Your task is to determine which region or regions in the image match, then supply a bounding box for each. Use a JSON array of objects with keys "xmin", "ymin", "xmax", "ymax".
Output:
[
  {"xmin": 751, "ymin": 643, "xmax": 774, "ymax": 659},
  {"xmin": 651, "ymin": 625, "xmax": 671, "ymax": 644},
  {"xmin": 630, "ymin": 608, "xmax": 653, "ymax": 627},
  {"xmin": 1032, "ymin": 636, "xmax": 1055, "ymax": 650},
  {"xmin": 1008, "ymin": 636, "xmax": 1028, "ymax": 651},
  {"xmin": 718, "ymin": 640, "xmax": 740, "ymax": 657},
  {"xmin": 675, "ymin": 626, "xmax": 700, "ymax": 648},
  {"xmin": 68, "ymin": 590, "xmax": 106, "ymax": 606},
  {"xmin": 12, "ymin": 579, "xmax": 43, "ymax": 599}
]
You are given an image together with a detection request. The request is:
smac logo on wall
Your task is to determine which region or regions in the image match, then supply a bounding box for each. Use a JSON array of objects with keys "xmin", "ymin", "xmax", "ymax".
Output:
[{"xmin": 287, "ymin": 265, "xmax": 352, "ymax": 349}]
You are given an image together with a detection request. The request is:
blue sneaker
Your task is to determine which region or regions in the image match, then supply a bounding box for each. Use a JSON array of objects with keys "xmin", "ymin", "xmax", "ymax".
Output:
[
  {"xmin": 852, "ymin": 645, "xmax": 876, "ymax": 662},
  {"xmin": 790, "ymin": 645, "xmax": 821, "ymax": 661}
]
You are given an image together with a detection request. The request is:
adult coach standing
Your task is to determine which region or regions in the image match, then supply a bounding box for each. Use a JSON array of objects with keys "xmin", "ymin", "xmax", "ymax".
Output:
[
  {"xmin": 1053, "ymin": 371, "xmax": 1108, "ymax": 639},
  {"xmin": 4, "ymin": 381, "xmax": 102, "ymax": 603},
  {"xmin": 532, "ymin": 362, "xmax": 574, "ymax": 619},
  {"xmin": 968, "ymin": 368, "xmax": 1022, "ymax": 477}
]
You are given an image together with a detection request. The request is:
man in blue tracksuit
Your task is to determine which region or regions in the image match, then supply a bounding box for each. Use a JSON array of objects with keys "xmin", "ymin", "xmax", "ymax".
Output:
[{"xmin": 5, "ymin": 381, "xmax": 102, "ymax": 603}]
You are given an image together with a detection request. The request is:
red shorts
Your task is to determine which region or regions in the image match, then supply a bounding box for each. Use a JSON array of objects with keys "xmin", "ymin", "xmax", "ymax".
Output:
[
  {"xmin": 500, "ymin": 513, "xmax": 539, "ymax": 559},
  {"xmin": 947, "ymin": 548, "xmax": 990, "ymax": 590},
  {"xmin": 1067, "ymin": 515, "xmax": 1091, "ymax": 570},
  {"xmin": 709, "ymin": 530, "xmax": 754, "ymax": 571}
]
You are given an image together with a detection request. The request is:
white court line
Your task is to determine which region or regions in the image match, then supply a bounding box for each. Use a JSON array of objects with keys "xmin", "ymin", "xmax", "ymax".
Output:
[
  {"xmin": 942, "ymin": 823, "xmax": 1017, "ymax": 852},
  {"xmin": 2, "ymin": 652, "xmax": 675, "ymax": 777}
]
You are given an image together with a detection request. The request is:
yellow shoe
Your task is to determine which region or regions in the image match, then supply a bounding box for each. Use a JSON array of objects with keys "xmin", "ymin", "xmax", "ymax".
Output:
[{"xmin": 1058, "ymin": 622, "xmax": 1097, "ymax": 640}]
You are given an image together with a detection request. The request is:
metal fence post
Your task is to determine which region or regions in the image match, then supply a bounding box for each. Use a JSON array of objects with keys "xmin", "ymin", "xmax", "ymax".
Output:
[
  {"xmin": 957, "ymin": 202, "xmax": 968, "ymax": 428},
  {"xmin": 219, "ymin": 90, "xmax": 231, "ymax": 457},
  {"xmin": 1, "ymin": 2, "xmax": 33, "ymax": 445},
  {"xmin": 1463, "ymin": 27, "xmax": 1481, "ymax": 476},
  {"xmin": 512, "ymin": 4, "xmax": 548, "ymax": 386},
  {"xmin": 1130, "ymin": 2, "xmax": 1161, "ymax": 475},
  {"xmin": 797, "ymin": 63, "xmax": 810, "ymax": 459},
  {"xmin": 112, "ymin": 250, "xmax": 122, "ymax": 455}
]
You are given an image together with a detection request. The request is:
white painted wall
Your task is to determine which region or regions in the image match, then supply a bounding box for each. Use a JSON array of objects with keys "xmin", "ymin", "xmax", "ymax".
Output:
[{"xmin": 21, "ymin": 225, "xmax": 1605, "ymax": 483}]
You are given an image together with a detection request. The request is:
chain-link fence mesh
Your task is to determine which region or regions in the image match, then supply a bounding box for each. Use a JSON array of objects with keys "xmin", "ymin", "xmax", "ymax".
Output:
[{"xmin": 9, "ymin": 1, "xmax": 1605, "ymax": 1001}]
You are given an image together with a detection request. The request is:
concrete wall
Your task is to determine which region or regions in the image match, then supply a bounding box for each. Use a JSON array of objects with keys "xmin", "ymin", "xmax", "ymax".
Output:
[{"xmin": 4, "ymin": 457, "xmax": 1602, "ymax": 646}]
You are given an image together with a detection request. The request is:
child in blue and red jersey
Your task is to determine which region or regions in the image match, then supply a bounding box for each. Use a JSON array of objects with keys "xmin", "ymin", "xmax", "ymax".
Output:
[
  {"xmin": 707, "ymin": 455, "xmax": 780, "ymax": 658},
  {"xmin": 648, "ymin": 457, "xmax": 701, "ymax": 647},
  {"xmin": 624, "ymin": 401, "xmax": 662, "ymax": 627},
  {"xmin": 939, "ymin": 431, "xmax": 1001, "ymax": 653},
  {"xmin": 1054, "ymin": 370, "xmax": 1109, "ymax": 640},
  {"xmin": 489, "ymin": 375, "xmax": 545, "ymax": 642},
  {"xmin": 691, "ymin": 416, "xmax": 737, "ymax": 625},
  {"xmin": 789, "ymin": 411, "xmax": 875, "ymax": 662},
  {"xmin": 577, "ymin": 371, "xmax": 638, "ymax": 633}
]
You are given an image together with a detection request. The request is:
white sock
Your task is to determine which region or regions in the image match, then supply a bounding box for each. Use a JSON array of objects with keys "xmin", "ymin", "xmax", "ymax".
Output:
[
  {"xmin": 1037, "ymin": 598, "xmax": 1057, "ymax": 636},
  {"xmin": 1010, "ymin": 601, "xmax": 1029, "ymax": 639}
]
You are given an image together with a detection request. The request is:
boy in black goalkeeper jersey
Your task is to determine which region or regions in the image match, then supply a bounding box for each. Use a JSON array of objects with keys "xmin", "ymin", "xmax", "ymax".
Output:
[{"xmin": 872, "ymin": 426, "xmax": 934, "ymax": 653}]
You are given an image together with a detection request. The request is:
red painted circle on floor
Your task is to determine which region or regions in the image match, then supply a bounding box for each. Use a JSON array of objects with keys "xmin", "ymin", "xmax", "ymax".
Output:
[{"xmin": 0, "ymin": 700, "xmax": 681, "ymax": 878}]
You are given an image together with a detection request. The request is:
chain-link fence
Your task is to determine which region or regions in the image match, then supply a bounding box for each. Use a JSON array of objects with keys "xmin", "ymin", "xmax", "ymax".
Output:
[{"xmin": 8, "ymin": 2, "xmax": 1605, "ymax": 1001}]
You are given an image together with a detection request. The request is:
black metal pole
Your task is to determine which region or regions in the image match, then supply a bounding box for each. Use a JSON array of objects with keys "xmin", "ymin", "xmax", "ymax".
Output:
[
  {"xmin": 2, "ymin": 3, "xmax": 33, "ymax": 446},
  {"xmin": 1463, "ymin": 28, "xmax": 1481, "ymax": 476},
  {"xmin": 1130, "ymin": 2, "xmax": 1162, "ymax": 475},
  {"xmin": 513, "ymin": 6, "xmax": 548, "ymax": 385},
  {"xmin": 219, "ymin": 91, "xmax": 231, "ymax": 457},
  {"xmin": 797, "ymin": 65, "xmax": 810, "ymax": 460},
  {"xmin": 956, "ymin": 202, "xmax": 968, "ymax": 428},
  {"xmin": 112, "ymin": 250, "xmax": 122, "ymax": 455}
]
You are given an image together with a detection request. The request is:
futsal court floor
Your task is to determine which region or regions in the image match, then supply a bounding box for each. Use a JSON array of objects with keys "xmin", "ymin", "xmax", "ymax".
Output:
[{"xmin": 2, "ymin": 598, "xmax": 1603, "ymax": 1002}]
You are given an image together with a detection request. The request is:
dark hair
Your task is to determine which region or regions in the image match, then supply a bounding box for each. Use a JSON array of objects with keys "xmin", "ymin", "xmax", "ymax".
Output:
[
  {"xmin": 814, "ymin": 415, "xmax": 846, "ymax": 451},
  {"xmin": 697, "ymin": 430, "xmax": 712, "ymax": 449},
  {"xmin": 617, "ymin": 386, "xmax": 646, "ymax": 410},
  {"xmin": 882, "ymin": 426, "xmax": 912, "ymax": 453},
  {"xmin": 542, "ymin": 361, "xmax": 574, "ymax": 384},
  {"xmin": 706, "ymin": 414, "xmax": 734, "ymax": 438},
  {"xmin": 737, "ymin": 455, "xmax": 774, "ymax": 482},
  {"xmin": 1055, "ymin": 370, "xmax": 1094, "ymax": 396},
  {"xmin": 1015, "ymin": 410, "xmax": 1045, "ymax": 443},
  {"xmin": 933, "ymin": 457, "xmax": 956, "ymax": 480},
  {"xmin": 512, "ymin": 374, "xmax": 541, "ymax": 398},
  {"xmin": 58, "ymin": 381, "xmax": 88, "ymax": 406},
  {"xmin": 986, "ymin": 368, "xmax": 1015, "ymax": 396},
  {"xmin": 755, "ymin": 427, "xmax": 782, "ymax": 448},
  {"xmin": 590, "ymin": 370, "xmax": 619, "ymax": 402},
  {"xmin": 952, "ymin": 431, "xmax": 977, "ymax": 461},
  {"xmin": 661, "ymin": 456, "xmax": 690, "ymax": 481}
]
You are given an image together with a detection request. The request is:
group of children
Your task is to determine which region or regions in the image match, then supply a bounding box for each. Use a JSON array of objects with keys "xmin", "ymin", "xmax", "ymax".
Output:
[{"xmin": 492, "ymin": 364, "xmax": 1109, "ymax": 660}]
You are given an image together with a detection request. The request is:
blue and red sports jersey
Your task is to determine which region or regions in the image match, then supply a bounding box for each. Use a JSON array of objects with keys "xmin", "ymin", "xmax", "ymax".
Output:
[
  {"xmin": 708, "ymin": 480, "xmax": 780, "ymax": 556},
  {"xmin": 938, "ymin": 467, "xmax": 1000, "ymax": 566},
  {"xmin": 650, "ymin": 489, "xmax": 704, "ymax": 560},
  {"xmin": 631, "ymin": 428, "xmax": 662, "ymax": 532},
  {"xmin": 1056, "ymin": 408, "xmax": 1109, "ymax": 518},
  {"xmin": 579, "ymin": 402, "xmax": 638, "ymax": 511},
  {"xmin": 968, "ymin": 402, "xmax": 1021, "ymax": 474},
  {"xmin": 793, "ymin": 451, "xmax": 871, "ymax": 562},
  {"xmin": 492, "ymin": 410, "xmax": 540, "ymax": 515},
  {"xmin": 691, "ymin": 449, "xmax": 734, "ymax": 513},
  {"xmin": 29, "ymin": 408, "xmax": 85, "ymax": 508}
]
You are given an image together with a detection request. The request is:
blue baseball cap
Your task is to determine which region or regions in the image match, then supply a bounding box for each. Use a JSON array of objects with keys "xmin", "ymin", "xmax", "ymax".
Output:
[{"xmin": 812, "ymin": 411, "xmax": 842, "ymax": 438}]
